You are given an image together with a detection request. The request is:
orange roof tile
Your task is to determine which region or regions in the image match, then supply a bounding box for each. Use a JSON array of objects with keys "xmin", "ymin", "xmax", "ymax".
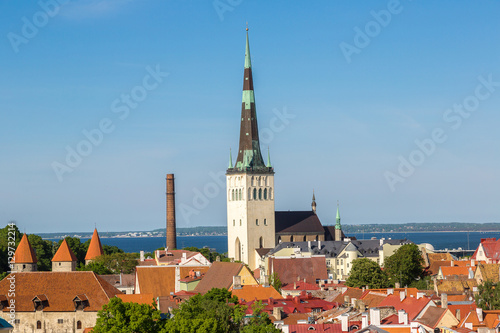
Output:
[
  {"xmin": 194, "ymin": 262, "xmax": 246, "ymax": 294},
  {"xmin": 52, "ymin": 239, "xmax": 77, "ymax": 262},
  {"xmin": 12, "ymin": 234, "xmax": 37, "ymax": 264},
  {"xmin": 440, "ymin": 266, "xmax": 475, "ymax": 277},
  {"xmin": 378, "ymin": 294, "xmax": 431, "ymax": 320},
  {"xmin": 0, "ymin": 272, "xmax": 121, "ymax": 312},
  {"xmin": 117, "ymin": 294, "xmax": 154, "ymax": 305},
  {"xmin": 85, "ymin": 229, "xmax": 104, "ymax": 261},
  {"xmin": 136, "ymin": 266, "xmax": 210, "ymax": 298},
  {"xmin": 231, "ymin": 285, "xmax": 281, "ymax": 302}
]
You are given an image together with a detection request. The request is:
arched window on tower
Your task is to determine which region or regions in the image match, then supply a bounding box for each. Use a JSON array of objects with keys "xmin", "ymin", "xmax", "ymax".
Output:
[
  {"xmin": 77, "ymin": 321, "xmax": 82, "ymax": 330},
  {"xmin": 231, "ymin": 189, "xmax": 235, "ymax": 201},
  {"xmin": 239, "ymin": 189, "xmax": 242, "ymax": 200},
  {"xmin": 248, "ymin": 188, "xmax": 252, "ymax": 200},
  {"xmin": 37, "ymin": 321, "xmax": 42, "ymax": 330},
  {"xmin": 251, "ymin": 177, "xmax": 254, "ymax": 186},
  {"xmin": 239, "ymin": 219, "xmax": 242, "ymax": 226},
  {"xmin": 253, "ymin": 188, "xmax": 257, "ymax": 200},
  {"xmin": 258, "ymin": 188, "xmax": 262, "ymax": 200},
  {"xmin": 269, "ymin": 188, "xmax": 273, "ymax": 199},
  {"xmin": 264, "ymin": 188, "xmax": 268, "ymax": 200},
  {"xmin": 259, "ymin": 237, "xmax": 263, "ymax": 248}
]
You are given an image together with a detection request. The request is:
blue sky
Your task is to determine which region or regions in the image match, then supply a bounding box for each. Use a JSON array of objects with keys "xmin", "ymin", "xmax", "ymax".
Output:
[{"xmin": 1, "ymin": 0, "xmax": 499, "ymax": 233}]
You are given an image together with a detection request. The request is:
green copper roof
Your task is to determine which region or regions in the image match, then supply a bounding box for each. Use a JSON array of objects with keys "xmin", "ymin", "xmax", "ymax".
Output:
[
  {"xmin": 228, "ymin": 148, "xmax": 233, "ymax": 169},
  {"xmin": 335, "ymin": 203, "xmax": 341, "ymax": 230},
  {"xmin": 245, "ymin": 31, "xmax": 251, "ymax": 69}
]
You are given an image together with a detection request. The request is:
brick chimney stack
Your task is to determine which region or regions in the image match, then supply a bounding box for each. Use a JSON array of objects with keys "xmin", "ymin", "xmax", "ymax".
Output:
[{"xmin": 166, "ymin": 174, "xmax": 177, "ymax": 249}]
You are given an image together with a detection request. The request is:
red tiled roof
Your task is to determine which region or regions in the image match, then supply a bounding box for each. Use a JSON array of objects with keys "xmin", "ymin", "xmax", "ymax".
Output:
[
  {"xmin": 243, "ymin": 293, "xmax": 336, "ymax": 316},
  {"xmin": 472, "ymin": 238, "xmax": 500, "ymax": 261},
  {"xmin": 287, "ymin": 323, "xmax": 347, "ymax": 333},
  {"xmin": 270, "ymin": 257, "xmax": 328, "ymax": 285},
  {"xmin": 448, "ymin": 303, "xmax": 476, "ymax": 318},
  {"xmin": 415, "ymin": 306, "xmax": 447, "ymax": 329},
  {"xmin": 52, "ymin": 239, "xmax": 77, "ymax": 262},
  {"xmin": 85, "ymin": 229, "xmax": 104, "ymax": 261},
  {"xmin": 0, "ymin": 272, "xmax": 122, "ymax": 312},
  {"xmin": 378, "ymin": 294, "xmax": 431, "ymax": 320},
  {"xmin": 12, "ymin": 234, "xmax": 37, "ymax": 264},
  {"xmin": 333, "ymin": 287, "xmax": 364, "ymax": 305}
]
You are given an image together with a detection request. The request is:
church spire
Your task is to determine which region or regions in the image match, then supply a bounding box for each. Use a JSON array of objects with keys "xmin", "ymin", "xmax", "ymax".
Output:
[
  {"xmin": 335, "ymin": 201, "xmax": 341, "ymax": 230},
  {"xmin": 232, "ymin": 28, "xmax": 267, "ymax": 172},
  {"xmin": 311, "ymin": 190, "xmax": 317, "ymax": 214}
]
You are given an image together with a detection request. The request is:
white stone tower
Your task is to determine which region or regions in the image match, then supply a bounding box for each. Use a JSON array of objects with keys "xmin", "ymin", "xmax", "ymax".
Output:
[{"xmin": 226, "ymin": 29, "xmax": 275, "ymax": 270}]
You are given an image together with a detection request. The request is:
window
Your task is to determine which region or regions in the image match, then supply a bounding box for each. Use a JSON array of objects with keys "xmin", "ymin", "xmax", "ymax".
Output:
[
  {"xmin": 77, "ymin": 321, "xmax": 82, "ymax": 329},
  {"xmin": 256, "ymin": 219, "xmax": 259, "ymax": 226},
  {"xmin": 233, "ymin": 219, "xmax": 235, "ymax": 226},
  {"xmin": 58, "ymin": 319, "xmax": 64, "ymax": 324},
  {"xmin": 14, "ymin": 319, "xmax": 20, "ymax": 324},
  {"xmin": 239, "ymin": 189, "xmax": 242, "ymax": 200},
  {"xmin": 346, "ymin": 253, "xmax": 349, "ymax": 258},
  {"xmin": 290, "ymin": 236, "xmax": 294, "ymax": 242},
  {"xmin": 264, "ymin": 219, "xmax": 267, "ymax": 226},
  {"xmin": 259, "ymin": 237, "xmax": 263, "ymax": 248},
  {"xmin": 231, "ymin": 189, "xmax": 235, "ymax": 201},
  {"xmin": 37, "ymin": 321, "xmax": 42, "ymax": 329},
  {"xmin": 347, "ymin": 263, "xmax": 349, "ymax": 268},
  {"xmin": 264, "ymin": 188, "xmax": 267, "ymax": 200},
  {"xmin": 239, "ymin": 219, "xmax": 242, "ymax": 226},
  {"xmin": 258, "ymin": 188, "xmax": 262, "ymax": 200},
  {"xmin": 253, "ymin": 188, "xmax": 257, "ymax": 200},
  {"xmin": 251, "ymin": 177, "xmax": 254, "ymax": 186}
]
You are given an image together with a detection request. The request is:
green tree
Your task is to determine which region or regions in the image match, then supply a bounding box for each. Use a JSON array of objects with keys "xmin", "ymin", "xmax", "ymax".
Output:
[
  {"xmin": 161, "ymin": 288, "xmax": 279, "ymax": 333},
  {"xmin": 346, "ymin": 258, "xmax": 390, "ymax": 288},
  {"xmin": 77, "ymin": 261, "xmax": 113, "ymax": 275},
  {"xmin": 93, "ymin": 297, "xmax": 162, "ymax": 333},
  {"xmin": 103, "ymin": 245, "xmax": 124, "ymax": 255},
  {"xmin": 384, "ymin": 244, "xmax": 425, "ymax": 287},
  {"xmin": 0, "ymin": 223, "xmax": 22, "ymax": 274},
  {"xmin": 79, "ymin": 253, "xmax": 138, "ymax": 274},
  {"xmin": 183, "ymin": 246, "xmax": 228, "ymax": 262},
  {"xmin": 475, "ymin": 281, "xmax": 500, "ymax": 310},
  {"xmin": 28, "ymin": 234, "xmax": 54, "ymax": 271},
  {"xmin": 270, "ymin": 272, "xmax": 282, "ymax": 292}
]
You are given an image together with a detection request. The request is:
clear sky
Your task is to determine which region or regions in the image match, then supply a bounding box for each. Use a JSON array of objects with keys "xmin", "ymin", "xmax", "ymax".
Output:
[{"xmin": 1, "ymin": 1, "xmax": 500, "ymax": 233}]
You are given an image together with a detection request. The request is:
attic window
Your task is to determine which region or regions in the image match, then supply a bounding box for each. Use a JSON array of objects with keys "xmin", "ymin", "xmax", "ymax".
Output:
[
  {"xmin": 0, "ymin": 295, "xmax": 8, "ymax": 310},
  {"xmin": 308, "ymin": 326, "xmax": 316, "ymax": 330},
  {"xmin": 32, "ymin": 295, "xmax": 48, "ymax": 311},
  {"xmin": 73, "ymin": 294, "xmax": 89, "ymax": 311}
]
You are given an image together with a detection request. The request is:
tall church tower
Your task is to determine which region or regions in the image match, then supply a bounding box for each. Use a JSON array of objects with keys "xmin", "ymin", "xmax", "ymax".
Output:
[{"xmin": 226, "ymin": 29, "xmax": 275, "ymax": 270}]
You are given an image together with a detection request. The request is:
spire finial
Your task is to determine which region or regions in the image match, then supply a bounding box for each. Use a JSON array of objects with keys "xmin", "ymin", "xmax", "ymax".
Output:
[
  {"xmin": 266, "ymin": 146, "xmax": 272, "ymax": 168},
  {"xmin": 228, "ymin": 148, "xmax": 234, "ymax": 169},
  {"xmin": 335, "ymin": 201, "xmax": 341, "ymax": 229},
  {"xmin": 246, "ymin": 22, "xmax": 248, "ymax": 31},
  {"xmin": 311, "ymin": 190, "xmax": 317, "ymax": 214}
]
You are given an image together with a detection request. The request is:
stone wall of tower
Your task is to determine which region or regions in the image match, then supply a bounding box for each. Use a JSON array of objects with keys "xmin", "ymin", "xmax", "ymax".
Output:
[
  {"xmin": 13, "ymin": 263, "xmax": 37, "ymax": 272},
  {"xmin": 335, "ymin": 228, "xmax": 342, "ymax": 241},
  {"xmin": 227, "ymin": 173, "xmax": 275, "ymax": 270},
  {"xmin": 52, "ymin": 261, "xmax": 76, "ymax": 272}
]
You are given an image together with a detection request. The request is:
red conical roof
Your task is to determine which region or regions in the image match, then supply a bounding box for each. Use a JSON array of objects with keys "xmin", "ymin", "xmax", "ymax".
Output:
[
  {"xmin": 52, "ymin": 239, "xmax": 77, "ymax": 262},
  {"xmin": 85, "ymin": 228, "xmax": 104, "ymax": 260},
  {"xmin": 12, "ymin": 234, "xmax": 37, "ymax": 264}
]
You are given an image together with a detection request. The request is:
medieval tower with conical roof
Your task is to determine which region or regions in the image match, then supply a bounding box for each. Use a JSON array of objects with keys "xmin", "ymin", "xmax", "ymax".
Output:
[{"xmin": 226, "ymin": 29, "xmax": 275, "ymax": 269}]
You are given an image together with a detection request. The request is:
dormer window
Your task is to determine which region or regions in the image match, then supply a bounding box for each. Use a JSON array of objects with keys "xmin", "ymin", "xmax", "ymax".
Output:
[
  {"xmin": 32, "ymin": 294, "xmax": 48, "ymax": 311},
  {"xmin": 0, "ymin": 295, "xmax": 8, "ymax": 310},
  {"xmin": 73, "ymin": 294, "xmax": 89, "ymax": 311}
]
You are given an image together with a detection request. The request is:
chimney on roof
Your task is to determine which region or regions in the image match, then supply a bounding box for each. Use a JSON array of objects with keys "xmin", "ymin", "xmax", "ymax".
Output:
[
  {"xmin": 380, "ymin": 239, "xmax": 384, "ymax": 247},
  {"xmin": 388, "ymin": 288, "xmax": 394, "ymax": 295},
  {"xmin": 308, "ymin": 241, "xmax": 311, "ymax": 251},
  {"xmin": 398, "ymin": 310, "xmax": 408, "ymax": 325},
  {"xmin": 216, "ymin": 256, "xmax": 220, "ymax": 262},
  {"xmin": 471, "ymin": 259, "xmax": 475, "ymax": 267},
  {"xmin": 370, "ymin": 308, "xmax": 381, "ymax": 326},
  {"xmin": 417, "ymin": 292, "xmax": 425, "ymax": 299},
  {"xmin": 166, "ymin": 174, "xmax": 177, "ymax": 250},
  {"xmin": 341, "ymin": 314, "xmax": 349, "ymax": 332},
  {"xmin": 362, "ymin": 312, "xmax": 369, "ymax": 328},
  {"xmin": 293, "ymin": 296, "xmax": 300, "ymax": 304},
  {"xmin": 318, "ymin": 240, "xmax": 322, "ymax": 249},
  {"xmin": 233, "ymin": 276, "xmax": 242, "ymax": 289},
  {"xmin": 468, "ymin": 268, "xmax": 474, "ymax": 279},
  {"xmin": 273, "ymin": 307, "xmax": 283, "ymax": 321},
  {"xmin": 476, "ymin": 308, "xmax": 483, "ymax": 322},
  {"xmin": 441, "ymin": 293, "xmax": 448, "ymax": 309},
  {"xmin": 181, "ymin": 252, "xmax": 187, "ymax": 264},
  {"xmin": 297, "ymin": 276, "xmax": 300, "ymax": 281},
  {"xmin": 155, "ymin": 250, "xmax": 160, "ymax": 259},
  {"xmin": 140, "ymin": 251, "xmax": 145, "ymax": 262},
  {"xmin": 395, "ymin": 282, "xmax": 401, "ymax": 288},
  {"xmin": 344, "ymin": 295, "xmax": 350, "ymax": 305},
  {"xmin": 455, "ymin": 309, "xmax": 461, "ymax": 321},
  {"xmin": 303, "ymin": 278, "xmax": 306, "ymax": 283},
  {"xmin": 451, "ymin": 260, "xmax": 454, "ymax": 266},
  {"xmin": 294, "ymin": 282, "xmax": 297, "ymax": 290},
  {"xmin": 400, "ymin": 291, "xmax": 406, "ymax": 302}
]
